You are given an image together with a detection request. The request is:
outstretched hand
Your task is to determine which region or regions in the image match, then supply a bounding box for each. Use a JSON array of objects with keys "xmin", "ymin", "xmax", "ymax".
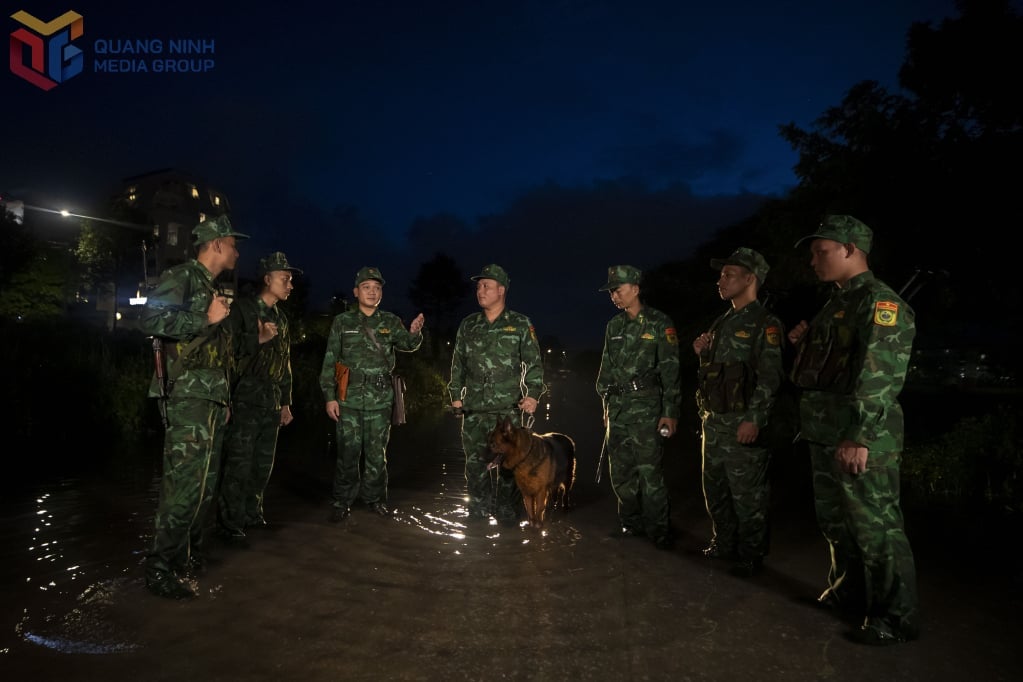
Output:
[{"xmin": 409, "ymin": 313, "xmax": 425, "ymax": 335}]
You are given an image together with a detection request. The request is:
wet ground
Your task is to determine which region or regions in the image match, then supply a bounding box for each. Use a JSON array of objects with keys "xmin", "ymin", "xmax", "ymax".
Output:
[{"xmin": 1, "ymin": 373, "xmax": 1021, "ymax": 681}]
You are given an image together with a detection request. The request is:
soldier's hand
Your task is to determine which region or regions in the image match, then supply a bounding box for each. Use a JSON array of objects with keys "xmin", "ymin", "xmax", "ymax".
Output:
[
  {"xmin": 736, "ymin": 421, "xmax": 759, "ymax": 444},
  {"xmin": 326, "ymin": 400, "xmax": 341, "ymax": 422},
  {"xmin": 788, "ymin": 320, "xmax": 809, "ymax": 345},
  {"xmin": 280, "ymin": 405, "xmax": 294, "ymax": 426},
  {"xmin": 258, "ymin": 319, "xmax": 278, "ymax": 344},
  {"xmin": 835, "ymin": 441, "xmax": 868, "ymax": 475},
  {"xmin": 519, "ymin": 396, "xmax": 538, "ymax": 414},
  {"xmin": 409, "ymin": 313, "xmax": 425, "ymax": 335},
  {"xmin": 693, "ymin": 332, "xmax": 712, "ymax": 356},
  {"xmin": 208, "ymin": 296, "xmax": 231, "ymax": 325}
]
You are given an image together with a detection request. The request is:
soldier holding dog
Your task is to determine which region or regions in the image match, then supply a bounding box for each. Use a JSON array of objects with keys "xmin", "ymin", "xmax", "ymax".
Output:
[
  {"xmin": 596, "ymin": 265, "xmax": 681, "ymax": 550},
  {"xmin": 693, "ymin": 248, "xmax": 785, "ymax": 577},
  {"xmin": 448, "ymin": 264, "xmax": 545, "ymax": 526}
]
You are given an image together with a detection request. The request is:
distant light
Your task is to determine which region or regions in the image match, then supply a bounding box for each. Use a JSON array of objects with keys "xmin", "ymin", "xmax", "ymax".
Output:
[
  {"xmin": 115, "ymin": 312, "xmax": 122, "ymax": 321},
  {"xmin": 129, "ymin": 296, "xmax": 147, "ymax": 305},
  {"xmin": 60, "ymin": 210, "xmax": 70, "ymax": 217}
]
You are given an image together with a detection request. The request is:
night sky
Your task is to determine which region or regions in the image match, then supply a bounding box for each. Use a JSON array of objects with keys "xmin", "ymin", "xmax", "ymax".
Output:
[{"xmin": 3, "ymin": 0, "xmax": 961, "ymax": 348}]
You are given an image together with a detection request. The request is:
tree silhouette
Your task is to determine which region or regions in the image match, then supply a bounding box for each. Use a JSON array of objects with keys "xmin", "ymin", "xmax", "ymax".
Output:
[{"xmin": 408, "ymin": 252, "xmax": 468, "ymax": 365}]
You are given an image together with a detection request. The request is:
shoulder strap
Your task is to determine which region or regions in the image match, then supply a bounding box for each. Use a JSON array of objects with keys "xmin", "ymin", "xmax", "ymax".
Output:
[{"xmin": 360, "ymin": 315, "xmax": 388, "ymax": 362}]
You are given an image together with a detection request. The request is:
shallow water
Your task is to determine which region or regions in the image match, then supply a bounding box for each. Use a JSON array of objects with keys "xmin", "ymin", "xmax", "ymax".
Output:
[{"xmin": 1, "ymin": 375, "xmax": 1021, "ymax": 680}]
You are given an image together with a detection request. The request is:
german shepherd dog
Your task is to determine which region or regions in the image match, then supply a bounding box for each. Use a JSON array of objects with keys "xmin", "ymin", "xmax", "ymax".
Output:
[{"xmin": 486, "ymin": 416, "xmax": 576, "ymax": 528}]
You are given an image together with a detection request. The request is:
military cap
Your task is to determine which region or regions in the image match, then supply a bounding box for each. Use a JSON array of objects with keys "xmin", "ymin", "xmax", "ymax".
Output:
[
  {"xmin": 710, "ymin": 247, "xmax": 770, "ymax": 284},
  {"xmin": 192, "ymin": 215, "xmax": 249, "ymax": 245},
  {"xmin": 598, "ymin": 264, "xmax": 642, "ymax": 291},
  {"xmin": 471, "ymin": 263, "xmax": 510, "ymax": 288},
  {"xmin": 795, "ymin": 214, "xmax": 873, "ymax": 254},
  {"xmin": 355, "ymin": 266, "xmax": 385, "ymax": 286},
  {"xmin": 259, "ymin": 251, "xmax": 303, "ymax": 276}
]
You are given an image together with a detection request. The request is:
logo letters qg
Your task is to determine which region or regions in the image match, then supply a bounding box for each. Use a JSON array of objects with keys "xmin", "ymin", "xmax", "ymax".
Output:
[{"xmin": 9, "ymin": 10, "xmax": 84, "ymax": 91}]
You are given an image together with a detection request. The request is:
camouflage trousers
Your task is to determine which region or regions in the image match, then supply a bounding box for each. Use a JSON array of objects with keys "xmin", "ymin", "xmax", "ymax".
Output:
[
  {"xmin": 808, "ymin": 441, "xmax": 920, "ymax": 635},
  {"xmin": 147, "ymin": 397, "xmax": 228, "ymax": 580},
  {"xmin": 701, "ymin": 412, "xmax": 771, "ymax": 560},
  {"xmin": 332, "ymin": 407, "xmax": 391, "ymax": 508},
  {"xmin": 607, "ymin": 415, "xmax": 670, "ymax": 539},
  {"xmin": 218, "ymin": 402, "xmax": 281, "ymax": 534},
  {"xmin": 461, "ymin": 411, "xmax": 522, "ymax": 521}
]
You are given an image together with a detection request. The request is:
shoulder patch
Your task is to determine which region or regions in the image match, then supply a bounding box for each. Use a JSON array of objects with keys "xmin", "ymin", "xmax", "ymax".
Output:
[
  {"xmin": 874, "ymin": 301, "xmax": 899, "ymax": 326},
  {"xmin": 665, "ymin": 327, "xmax": 678, "ymax": 344},
  {"xmin": 641, "ymin": 333, "xmax": 655, "ymax": 340},
  {"xmin": 734, "ymin": 330, "xmax": 751, "ymax": 339},
  {"xmin": 833, "ymin": 310, "xmax": 845, "ymax": 319},
  {"xmin": 765, "ymin": 326, "xmax": 780, "ymax": 345},
  {"xmin": 379, "ymin": 328, "xmax": 391, "ymax": 334}
]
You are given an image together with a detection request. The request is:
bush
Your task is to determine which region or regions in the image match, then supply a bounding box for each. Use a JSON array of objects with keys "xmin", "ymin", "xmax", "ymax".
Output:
[{"xmin": 903, "ymin": 405, "xmax": 1023, "ymax": 513}]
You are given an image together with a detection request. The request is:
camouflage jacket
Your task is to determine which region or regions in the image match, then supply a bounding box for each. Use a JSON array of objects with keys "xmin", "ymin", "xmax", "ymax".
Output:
[
  {"xmin": 447, "ymin": 309, "xmax": 545, "ymax": 412},
  {"xmin": 318, "ymin": 308, "xmax": 422, "ymax": 410},
  {"xmin": 140, "ymin": 259, "xmax": 234, "ymax": 404},
  {"xmin": 791, "ymin": 271, "xmax": 915, "ymax": 451},
  {"xmin": 596, "ymin": 306, "xmax": 681, "ymax": 421},
  {"xmin": 696, "ymin": 299, "xmax": 785, "ymax": 425},
  {"xmin": 225, "ymin": 295, "xmax": 293, "ymax": 409}
]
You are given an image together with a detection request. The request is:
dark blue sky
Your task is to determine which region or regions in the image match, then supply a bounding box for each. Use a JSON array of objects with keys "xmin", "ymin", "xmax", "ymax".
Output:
[{"xmin": 3, "ymin": 0, "xmax": 961, "ymax": 347}]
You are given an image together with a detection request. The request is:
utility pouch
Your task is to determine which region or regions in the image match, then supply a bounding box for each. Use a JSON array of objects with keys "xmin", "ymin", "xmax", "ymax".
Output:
[
  {"xmin": 698, "ymin": 361, "xmax": 753, "ymax": 413},
  {"xmin": 335, "ymin": 362, "xmax": 350, "ymax": 402},
  {"xmin": 391, "ymin": 374, "xmax": 407, "ymax": 425}
]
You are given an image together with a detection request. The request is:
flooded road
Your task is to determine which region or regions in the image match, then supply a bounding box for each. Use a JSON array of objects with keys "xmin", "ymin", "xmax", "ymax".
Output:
[{"xmin": 1, "ymin": 373, "xmax": 1020, "ymax": 680}]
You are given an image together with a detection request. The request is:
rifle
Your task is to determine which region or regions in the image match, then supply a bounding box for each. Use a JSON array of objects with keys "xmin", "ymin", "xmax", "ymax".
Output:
[{"xmin": 152, "ymin": 336, "xmax": 170, "ymax": 428}]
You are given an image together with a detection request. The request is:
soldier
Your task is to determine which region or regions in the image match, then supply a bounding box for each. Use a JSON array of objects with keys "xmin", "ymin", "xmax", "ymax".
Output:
[
  {"xmin": 447, "ymin": 264, "xmax": 545, "ymax": 526},
  {"xmin": 217, "ymin": 251, "xmax": 302, "ymax": 544},
  {"xmin": 693, "ymin": 248, "xmax": 785, "ymax": 577},
  {"xmin": 596, "ymin": 265, "xmax": 681, "ymax": 550},
  {"xmin": 788, "ymin": 215, "xmax": 920, "ymax": 645},
  {"xmin": 319, "ymin": 267, "xmax": 424, "ymax": 521},
  {"xmin": 141, "ymin": 214, "xmax": 248, "ymax": 600}
]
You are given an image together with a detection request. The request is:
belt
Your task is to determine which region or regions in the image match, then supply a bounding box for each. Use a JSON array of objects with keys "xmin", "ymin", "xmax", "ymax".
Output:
[
  {"xmin": 604, "ymin": 377, "xmax": 659, "ymax": 396},
  {"xmin": 348, "ymin": 370, "xmax": 390, "ymax": 387}
]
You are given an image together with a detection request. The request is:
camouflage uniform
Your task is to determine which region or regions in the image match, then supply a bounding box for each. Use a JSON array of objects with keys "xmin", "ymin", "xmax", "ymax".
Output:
[
  {"xmin": 218, "ymin": 252, "xmax": 301, "ymax": 535},
  {"xmin": 141, "ymin": 216, "xmax": 247, "ymax": 591},
  {"xmin": 319, "ymin": 268, "xmax": 422, "ymax": 511},
  {"xmin": 596, "ymin": 266, "xmax": 681, "ymax": 543},
  {"xmin": 792, "ymin": 216, "xmax": 920, "ymax": 641},
  {"xmin": 447, "ymin": 265, "xmax": 545, "ymax": 522},
  {"xmin": 696, "ymin": 249, "xmax": 785, "ymax": 565}
]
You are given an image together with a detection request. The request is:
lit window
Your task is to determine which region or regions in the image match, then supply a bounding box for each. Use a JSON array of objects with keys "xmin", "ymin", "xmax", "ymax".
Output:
[
  {"xmin": 213, "ymin": 196, "xmax": 221, "ymax": 206},
  {"xmin": 128, "ymin": 192, "xmax": 136, "ymax": 202},
  {"xmin": 191, "ymin": 186, "xmax": 199, "ymax": 199}
]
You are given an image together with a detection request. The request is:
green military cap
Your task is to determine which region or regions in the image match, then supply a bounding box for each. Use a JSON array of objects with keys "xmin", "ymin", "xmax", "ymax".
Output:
[
  {"xmin": 259, "ymin": 251, "xmax": 303, "ymax": 275},
  {"xmin": 355, "ymin": 266, "xmax": 385, "ymax": 286},
  {"xmin": 192, "ymin": 215, "xmax": 249, "ymax": 245},
  {"xmin": 710, "ymin": 247, "xmax": 770, "ymax": 284},
  {"xmin": 598, "ymin": 264, "xmax": 642, "ymax": 291},
  {"xmin": 471, "ymin": 263, "xmax": 510, "ymax": 288},
  {"xmin": 795, "ymin": 214, "xmax": 873, "ymax": 254}
]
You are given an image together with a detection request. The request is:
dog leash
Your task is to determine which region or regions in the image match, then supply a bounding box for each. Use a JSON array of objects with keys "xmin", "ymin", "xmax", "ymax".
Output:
[{"xmin": 519, "ymin": 361, "xmax": 535, "ymax": 431}]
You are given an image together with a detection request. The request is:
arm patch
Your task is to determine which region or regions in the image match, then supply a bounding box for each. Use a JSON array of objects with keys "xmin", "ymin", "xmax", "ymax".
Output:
[{"xmin": 874, "ymin": 301, "xmax": 899, "ymax": 327}]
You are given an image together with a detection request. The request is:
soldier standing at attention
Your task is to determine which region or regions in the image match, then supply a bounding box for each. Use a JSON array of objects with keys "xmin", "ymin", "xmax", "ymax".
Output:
[
  {"xmin": 141, "ymin": 215, "xmax": 248, "ymax": 600},
  {"xmin": 217, "ymin": 251, "xmax": 302, "ymax": 544},
  {"xmin": 447, "ymin": 264, "xmax": 545, "ymax": 526},
  {"xmin": 693, "ymin": 248, "xmax": 785, "ymax": 577},
  {"xmin": 789, "ymin": 214, "xmax": 920, "ymax": 645},
  {"xmin": 320, "ymin": 267, "xmax": 424, "ymax": 522},
  {"xmin": 596, "ymin": 265, "xmax": 680, "ymax": 550}
]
